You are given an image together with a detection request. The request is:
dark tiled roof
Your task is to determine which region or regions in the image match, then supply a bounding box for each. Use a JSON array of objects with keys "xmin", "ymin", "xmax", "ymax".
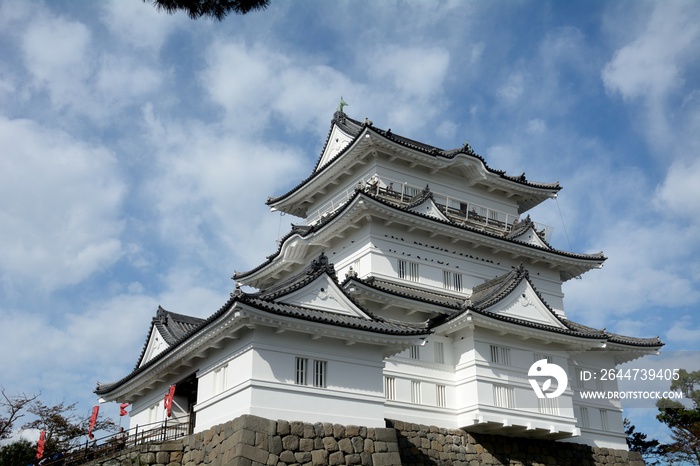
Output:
[
  {"xmin": 346, "ymin": 276, "xmax": 463, "ymax": 310},
  {"xmin": 96, "ymin": 257, "xmax": 429, "ymax": 396},
  {"xmin": 255, "ymin": 252, "xmax": 339, "ymax": 300},
  {"xmin": 504, "ymin": 215, "xmax": 554, "ymax": 248},
  {"xmin": 236, "ymin": 190, "xmax": 605, "ymax": 281},
  {"xmin": 132, "ymin": 306, "xmax": 205, "ymax": 370},
  {"xmin": 240, "ymin": 295, "xmax": 429, "ymax": 336},
  {"xmin": 347, "ymin": 265, "xmax": 661, "ymax": 348},
  {"xmin": 453, "ymin": 265, "xmax": 662, "ymax": 347},
  {"xmin": 267, "ymin": 112, "xmax": 560, "ymax": 206},
  {"xmin": 97, "ymin": 295, "xmax": 237, "ymax": 395},
  {"xmin": 153, "ymin": 307, "xmax": 205, "ymax": 345}
]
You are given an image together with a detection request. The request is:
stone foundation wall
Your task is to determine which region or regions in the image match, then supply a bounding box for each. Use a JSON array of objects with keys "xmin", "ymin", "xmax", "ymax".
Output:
[
  {"xmin": 88, "ymin": 415, "xmax": 646, "ymax": 466},
  {"xmin": 388, "ymin": 420, "xmax": 645, "ymax": 466}
]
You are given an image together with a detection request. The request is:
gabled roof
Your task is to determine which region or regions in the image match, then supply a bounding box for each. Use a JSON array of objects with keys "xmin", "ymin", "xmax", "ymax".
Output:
[
  {"xmin": 344, "ymin": 265, "xmax": 661, "ymax": 349},
  {"xmin": 404, "ymin": 185, "xmax": 451, "ymax": 222},
  {"xmin": 267, "ymin": 112, "xmax": 561, "ymax": 214},
  {"xmin": 153, "ymin": 307, "xmax": 205, "ymax": 345},
  {"xmin": 318, "ymin": 113, "xmax": 562, "ymax": 191},
  {"xmin": 505, "ymin": 215, "xmax": 552, "ymax": 249},
  {"xmin": 135, "ymin": 307, "xmax": 205, "ymax": 369},
  {"xmin": 436, "ymin": 265, "xmax": 663, "ymax": 348},
  {"xmin": 344, "ymin": 276, "xmax": 463, "ymax": 311},
  {"xmin": 236, "ymin": 189, "xmax": 606, "ymax": 285},
  {"xmin": 96, "ymin": 255, "xmax": 429, "ymax": 398}
]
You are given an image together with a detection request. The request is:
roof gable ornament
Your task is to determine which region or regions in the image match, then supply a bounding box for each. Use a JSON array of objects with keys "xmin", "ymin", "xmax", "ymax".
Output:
[
  {"xmin": 508, "ymin": 215, "xmax": 551, "ymax": 249},
  {"xmin": 308, "ymin": 252, "xmax": 337, "ymax": 281},
  {"xmin": 406, "ymin": 185, "xmax": 451, "ymax": 222},
  {"xmin": 231, "ymin": 282, "xmax": 242, "ymax": 298},
  {"xmin": 345, "ymin": 265, "xmax": 358, "ymax": 280}
]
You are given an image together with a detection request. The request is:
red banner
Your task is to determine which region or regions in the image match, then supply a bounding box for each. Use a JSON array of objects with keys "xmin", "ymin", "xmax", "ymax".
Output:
[
  {"xmin": 119, "ymin": 403, "xmax": 129, "ymax": 416},
  {"xmin": 163, "ymin": 385, "xmax": 176, "ymax": 418},
  {"xmin": 36, "ymin": 430, "xmax": 46, "ymax": 459},
  {"xmin": 88, "ymin": 405, "xmax": 99, "ymax": 439}
]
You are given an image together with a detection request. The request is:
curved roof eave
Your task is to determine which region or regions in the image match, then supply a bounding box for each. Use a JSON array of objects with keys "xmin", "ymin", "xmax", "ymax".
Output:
[
  {"xmin": 237, "ymin": 190, "xmax": 606, "ymax": 286},
  {"xmin": 267, "ymin": 113, "xmax": 561, "ymax": 211},
  {"xmin": 96, "ymin": 290, "xmax": 430, "ymax": 398}
]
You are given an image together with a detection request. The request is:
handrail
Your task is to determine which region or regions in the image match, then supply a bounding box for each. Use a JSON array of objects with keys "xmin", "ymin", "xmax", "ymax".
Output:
[
  {"xmin": 305, "ymin": 175, "xmax": 553, "ymax": 240},
  {"xmin": 32, "ymin": 418, "xmax": 191, "ymax": 466}
]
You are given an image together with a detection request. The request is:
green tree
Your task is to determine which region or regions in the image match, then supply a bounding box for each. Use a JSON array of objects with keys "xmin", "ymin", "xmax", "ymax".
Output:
[
  {"xmin": 22, "ymin": 401, "xmax": 117, "ymax": 456},
  {"xmin": 145, "ymin": 0, "xmax": 270, "ymax": 20},
  {"xmin": 0, "ymin": 438, "xmax": 36, "ymax": 466},
  {"xmin": 656, "ymin": 369, "xmax": 700, "ymax": 465},
  {"xmin": 624, "ymin": 418, "xmax": 661, "ymax": 466}
]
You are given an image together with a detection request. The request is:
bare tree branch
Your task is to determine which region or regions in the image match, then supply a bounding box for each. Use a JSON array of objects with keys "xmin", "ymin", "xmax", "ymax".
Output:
[{"xmin": 0, "ymin": 388, "xmax": 39, "ymax": 439}]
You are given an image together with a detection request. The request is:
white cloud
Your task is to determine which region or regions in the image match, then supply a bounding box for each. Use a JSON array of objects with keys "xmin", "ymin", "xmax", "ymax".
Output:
[
  {"xmin": 526, "ymin": 118, "xmax": 546, "ymax": 135},
  {"xmin": 654, "ymin": 157, "xmax": 700, "ymax": 221},
  {"xmin": 665, "ymin": 316, "xmax": 700, "ymax": 345},
  {"xmin": 602, "ymin": 1, "xmax": 700, "ymax": 101},
  {"xmin": 497, "ymin": 72, "xmax": 524, "ymax": 105},
  {"xmin": 101, "ymin": 0, "xmax": 183, "ymax": 53},
  {"xmin": 367, "ymin": 45, "xmax": 450, "ymax": 101},
  {"xmin": 95, "ymin": 54, "xmax": 162, "ymax": 101},
  {"xmin": 21, "ymin": 13, "xmax": 93, "ymax": 111},
  {"xmin": 558, "ymin": 155, "xmax": 700, "ymax": 329},
  {"xmin": 0, "ymin": 117, "xmax": 125, "ymax": 292},
  {"xmin": 201, "ymin": 40, "xmax": 356, "ymax": 136},
  {"xmin": 140, "ymin": 110, "xmax": 307, "ymax": 271}
]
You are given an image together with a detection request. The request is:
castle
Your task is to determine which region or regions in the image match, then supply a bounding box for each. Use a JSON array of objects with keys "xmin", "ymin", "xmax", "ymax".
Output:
[{"xmin": 96, "ymin": 109, "xmax": 661, "ymax": 451}]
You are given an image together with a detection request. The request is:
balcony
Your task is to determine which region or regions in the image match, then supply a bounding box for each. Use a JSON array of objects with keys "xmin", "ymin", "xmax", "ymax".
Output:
[{"xmin": 306, "ymin": 176, "xmax": 553, "ymax": 241}]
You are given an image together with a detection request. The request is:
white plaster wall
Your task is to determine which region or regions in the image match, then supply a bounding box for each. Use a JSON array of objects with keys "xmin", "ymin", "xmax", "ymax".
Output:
[
  {"xmin": 192, "ymin": 325, "xmax": 392, "ymax": 431},
  {"xmin": 127, "ymin": 379, "xmax": 184, "ymax": 431}
]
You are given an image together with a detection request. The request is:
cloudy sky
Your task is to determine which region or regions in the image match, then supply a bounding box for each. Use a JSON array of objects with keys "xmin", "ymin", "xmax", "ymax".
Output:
[{"xmin": 1, "ymin": 0, "xmax": 699, "ymax": 444}]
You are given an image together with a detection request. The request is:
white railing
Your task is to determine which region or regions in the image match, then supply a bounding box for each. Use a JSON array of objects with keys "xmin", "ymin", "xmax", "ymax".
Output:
[{"xmin": 305, "ymin": 175, "xmax": 553, "ymax": 240}]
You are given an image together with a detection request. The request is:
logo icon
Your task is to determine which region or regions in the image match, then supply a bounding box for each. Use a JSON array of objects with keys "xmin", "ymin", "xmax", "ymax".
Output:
[{"xmin": 528, "ymin": 359, "xmax": 568, "ymax": 399}]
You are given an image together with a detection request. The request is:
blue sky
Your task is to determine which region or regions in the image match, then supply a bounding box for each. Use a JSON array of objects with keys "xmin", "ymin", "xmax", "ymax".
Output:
[{"xmin": 1, "ymin": 0, "xmax": 699, "ymax": 445}]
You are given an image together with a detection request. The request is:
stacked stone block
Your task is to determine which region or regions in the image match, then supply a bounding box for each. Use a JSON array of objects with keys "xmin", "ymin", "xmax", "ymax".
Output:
[
  {"xmin": 178, "ymin": 415, "xmax": 401, "ymax": 466},
  {"xmin": 389, "ymin": 419, "xmax": 645, "ymax": 466},
  {"xmin": 86, "ymin": 415, "xmax": 647, "ymax": 466}
]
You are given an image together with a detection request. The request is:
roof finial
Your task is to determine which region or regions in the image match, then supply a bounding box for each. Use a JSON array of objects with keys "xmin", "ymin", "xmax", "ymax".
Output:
[
  {"xmin": 337, "ymin": 96, "xmax": 348, "ymax": 114},
  {"xmin": 462, "ymin": 139, "xmax": 475, "ymax": 155},
  {"xmin": 345, "ymin": 266, "xmax": 358, "ymax": 279}
]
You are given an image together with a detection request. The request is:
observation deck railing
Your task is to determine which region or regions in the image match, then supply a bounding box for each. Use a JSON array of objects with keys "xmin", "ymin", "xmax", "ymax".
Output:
[{"xmin": 305, "ymin": 175, "xmax": 553, "ymax": 241}]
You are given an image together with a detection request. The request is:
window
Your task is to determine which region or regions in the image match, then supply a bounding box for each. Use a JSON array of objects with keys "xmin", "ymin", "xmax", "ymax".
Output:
[
  {"xmin": 313, "ymin": 360, "xmax": 327, "ymax": 388},
  {"xmin": 490, "ymin": 345, "xmax": 511, "ymax": 365},
  {"xmin": 411, "ymin": 381, "xmax": 422, "ymax": 404},
  {"xmin": 533, "ymin": 353, "xmax": 553, "ymax": 363},
  {"xmin": 398, "ymin": 260, "xmax": 419, "ymax": 282},
  {"xmin": 579, "ymin": 407, "xmax": 590, "ymax": 428},
  {"xmin": 296, "ymin": 357, "xmax": 326, "ymax": 388},
  {"xmin": 538, "ymin": 396, "xmax": 559, "ymax": 415},
  {"xmin": 442, "ymin": 271, "xmax": 463, "ymax": 291},
  {"xmin": 385, "ymin": 377, "xmax": 396, "ymax": 401},
  {"xmin": 493, "ymin": 384, "xmax": 515, "ymax": 408},
  {"xmin": 409, "ymin": 345, "xmax": 420, "ymax": 360},
  {"xmin": 434, "ymin": 342, "xmax": 445, "ymax": 364},
  {"xmin": 436, "ymin": 385, "xmax": 446, "ymax": 407},
  {"xmin": 295, "ymin": 357, "xmax": 308, "ymax": 385},
  {"xmin": 599, "ymin": 409, "xmax": 609, "ymax": 431}
]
